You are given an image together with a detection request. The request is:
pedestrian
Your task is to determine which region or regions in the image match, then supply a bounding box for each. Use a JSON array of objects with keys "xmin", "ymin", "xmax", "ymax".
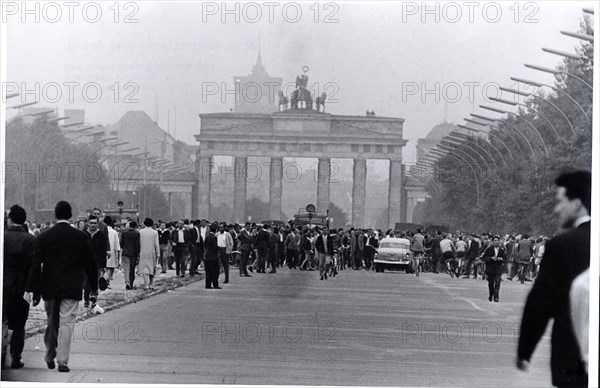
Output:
[
  {"xmin": 27, "ymin": 201, "xmax": 98, "ymax": 373},
  {"xmin": 237, "ymin": 223, "xmax": 252, "ymax": 277},
  {"xmin": 217, "ymin": 223, "xmax": 232, "ymax": 283},
  {"xmin": 481, "ymin": 236, "xmax": 506, "ymax": 302},
  {"xmin": 120, "ymin": 220, "xmax": 141, "ymax": 290},
  {"xmin": 430, "ymin": 231, "xmax": 442, "ymax": 273},
  {"xmin": 103, "ymin": 216, "xmax": 121, "ymax": 288},
  {"xmin": 157, "ymin": 221, "xmax": 170, "ymax": 274},
  {"xmin": 170, "ymin": 220, "xmax": 191, "ymax": 278},
  {"xmin": 315, "ymin": 227, "xmax": 333, "ymax": 280},
  {"xmin": 269, "ymin": 227, "xmax": 280, "ymax": 273},
  {"xmin": 2, "ymin": 205, "xmax": 35, "ymax": 369},
  {"xmin": 204, "ymin": 223, "xmax": 221, "ymax": 289},
  {"xmin": 517, "ymin": 170, "xmax": 591, "ymax": 387},
  {"xmin": 84, "ymin": 216, "xmax": 109, "ymax": 307},
  {"xmin": 285, "ymin": 227, "xmax": 298, "ymax": 269},
  {"xmin": 189, "ymin": 220, "xmax": 205, "ymax": 277},
  {"xmin": 138, "ymin": 218, "xmax": 160, "ymax": 290},
  {"xmin": 255, "ymin": 224, "xmax": 270, "ymax": 273},
  {"xmin": 462, "ymin": 234, "xmax": 480, "ymax": 279}
]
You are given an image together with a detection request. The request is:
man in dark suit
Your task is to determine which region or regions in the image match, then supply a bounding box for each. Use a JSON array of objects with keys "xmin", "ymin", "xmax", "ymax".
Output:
[
  {"xmin": 83, "ymin": 216, "xmax": 108, "ymax": 307},
  {"xmin": 188, "ymin": 220, "xmax": 205, "ymax": 276},
  {"xmin": 517, "ymin": 171, "xmax": 591, "ymax": 387},
  {"xmin": 269, "ymin": 227, "xmax": 280, "ymax": 273},
  {"xmin": 170, "ymin": 220, "xmax": 191, "ymax": 278},
  {"xmin": 2, "ymin": 205, "xmax": 35, "ymax": 369},
  {"xmin": 462, "ymin": 234, "xmax": 481, "ymax": 279},
  {"xmin": 255, "ymin": 224, "xmax": 271, "ymax": 273},
  {"xmin": 481, "ymin": 236, "xmax": 506, "ymax": 302},
  {"xmin": 430, "ymin": 231, "xmax": 442, "ymax": 273},
  {"xmin": 27, "ymin": 201, "xmax": 98, "ymax": 373},
  {"xmin": 120, "ymin": 220, "xmax": 140, "ymax": 289},
  {"xmin": 204, "ymin": 223, "xmax": 221, "ymax": 289}
]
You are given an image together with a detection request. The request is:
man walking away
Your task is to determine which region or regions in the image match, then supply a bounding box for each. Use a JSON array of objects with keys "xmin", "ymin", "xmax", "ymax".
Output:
[
  {"xmin": 2, "ymin": 205, "xmax": 35, "ymax": 369},
  {"xmin": 481, "ymin": 236, "xmax": 506, "ymax": 302},
  {"xmin": 27, "ymin": 201, "xmax": 98, "ymax": 372},
  {"xmin": 120, "ymin": 220, "xmax": 140, "ymax": 289}
]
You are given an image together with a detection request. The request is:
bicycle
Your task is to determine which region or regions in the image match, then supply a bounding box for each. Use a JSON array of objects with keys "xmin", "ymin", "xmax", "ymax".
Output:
[{"xmin": 413, "ymin": 252, "xmax": 424, "ymax": 277}]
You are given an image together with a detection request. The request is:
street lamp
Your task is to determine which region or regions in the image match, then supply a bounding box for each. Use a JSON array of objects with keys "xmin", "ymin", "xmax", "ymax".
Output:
[
  {"xmin": 499, "ymin": 86, "xmax": 575, "ymax": 136},
  {"xmin": 524, "ymin": 63, "xmax": 593, "ymax": 91},
  {"xmin": 470, "ymin": 113, "xmax": 537, "ymax": 162},
  {"xmin": 461, "ymin": 120, "xmax": 517, "ymax": 161},
  {"xmin": 560, "ymin": 30, "xmax": 593, "ymax": 43},
  {"xmin": 488, "ymin": 95, "xmax": 562, "ymax": 141},
  {"xmin": 447, "ymin": 131, "xmax": 504, "ymax": 167},
  {"xmin": 479, "ymin": 104, "xmax": 549, "ymax": 157},
  {"xmin": 455, "ymin": 125, "xmax": 512, "ymax": 163},
  {"xmin": 542, "ymin": 47, "xmax": 590, "ymax": 62},
  {"xmin": 440, "ymin": 138, "xmax": 494, "ymax": 170},
  {"xmin": 510, "ymin": 76, "xmax": 589, "ymax": 123}
]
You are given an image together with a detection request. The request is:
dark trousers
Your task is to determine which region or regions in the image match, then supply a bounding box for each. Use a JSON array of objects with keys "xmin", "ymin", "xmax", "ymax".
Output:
[
  {"xmin": 269, "ymin": 245, "xmax": 278, "ymax": 271},
  {"xmin": 4, "ymin": 299, "xmax": 29, "ymax": 362},
  {"xmin": 257, "ymin": 248, "xmax": 268, "ymax": 271},
  {"xmin": 463, "ymin": 256, "xmax": 476, "ymax": 276},
  {"xmin": 83, "ymin": 269, "xmax": 103, "ymax": 302},
  {"xmin": 173, "ymin": 245, "xmax": 187, "ymax": 276},
  {"xmin": 431, "ymin": 253, "xmax": 441, "ymax": 273},
  {"xmin": 487, "ymin": 273, "xmax": 502, "ymax": 299},
  {"xmin": 218, "ymin": 248, "xmax": 229, "ymax": 282},
  {"xmin": 240, "ymin": 249, "xmax": 250, "ymax": 275},
  {"xmin": 354, "ymin": 249, "xmax": 363, "ymax": 268},
  {"xmin": 286, "ymin": 249, "xmax": 297, "ymax": 268},
  {"xmin": 205, "ymin": 260, "xmax": 220, "ymax": 288},
  {"xmin": 190, "ymin": 244, "xmax": 203, "ymax": 274}
]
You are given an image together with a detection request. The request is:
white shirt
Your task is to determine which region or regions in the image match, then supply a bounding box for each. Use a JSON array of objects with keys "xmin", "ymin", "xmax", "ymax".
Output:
[
  {"xmin": 217, "ymin": 232, "xmax": 227, "ymax": 248},
  {"xmin": 574, "ymin": 215, "xmax": 591, "ymax": 229},
  {"xmin": 195, "ymin": 227, "xmax": 202, "ymax": 243},
  {"xmin": 178, "ymin": 229, "xmax": 185, "ymax": 243},
  {"xmin": 200, "ymin": 226, "xmax": 207, "ymax": 240}
]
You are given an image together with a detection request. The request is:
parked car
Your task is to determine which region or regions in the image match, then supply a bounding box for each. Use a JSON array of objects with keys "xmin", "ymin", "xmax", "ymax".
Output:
[{"xmin": 374, "ymin": 237, "xmax": 413, "ymax": 273}]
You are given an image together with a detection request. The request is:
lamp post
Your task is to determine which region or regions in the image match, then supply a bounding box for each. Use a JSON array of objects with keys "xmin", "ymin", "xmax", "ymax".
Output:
[
  {"xmin": 480, "ymin": 104, "xmax": 549, "ymax": 157},
  {"xmin": 456, "ymin": 125, "xmax": 513, "ymax": 162},
  {"xmin": 524, "ymin": 63, "xmax": 593, "ymax": 91},
  {"xmin": 470, "ymin": 113, "xmax": 537, "ymax": 163},
  {"xmin": 510, "ymin": 76, "xmax": 590, "ymax": 124},
  {"xmin": 488, "ymin": 95, "xmax": 562, "ymax": 141},
  {"xmin": 461, "ymin": 120, "xmax": 517, "ymax": 161},
  {"xmin": 449, "ymin": 130, "xmax": 505, "ymax": 167}
]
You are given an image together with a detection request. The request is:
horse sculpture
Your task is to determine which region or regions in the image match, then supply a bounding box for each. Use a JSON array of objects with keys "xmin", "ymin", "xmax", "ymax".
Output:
[
  {"xmin": 315, "ymin": 92, "xmax": 326, "ymax": 112},
  {"xmin": 278, "ymin": 90, "xmax": 288, "ymax": 111}
]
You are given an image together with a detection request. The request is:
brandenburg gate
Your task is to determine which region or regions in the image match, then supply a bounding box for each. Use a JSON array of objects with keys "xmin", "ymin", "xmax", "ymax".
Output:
[{"xmin": 193, "ymin": 73, "xmax": 408, "ymax": 229}]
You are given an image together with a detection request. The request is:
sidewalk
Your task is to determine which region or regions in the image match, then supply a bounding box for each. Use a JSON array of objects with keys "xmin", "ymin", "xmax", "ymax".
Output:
[{"xmin": 24, "ymin": 267, "xmax": 202, "ymax": 337}]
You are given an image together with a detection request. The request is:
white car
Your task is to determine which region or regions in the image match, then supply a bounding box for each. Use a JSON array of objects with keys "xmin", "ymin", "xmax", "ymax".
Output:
[{"xmin": 374, "ymin": 237, "xmax": 414, "ymax": 273}]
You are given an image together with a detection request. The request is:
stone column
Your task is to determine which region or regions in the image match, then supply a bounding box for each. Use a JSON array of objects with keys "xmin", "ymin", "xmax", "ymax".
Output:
[
  {"xmin": 316, "ymin": 158, "xmax": 331, "ymax": 212},
  {"xmin": 184, "ymin": 191, "xmax": 192, "ymax": 218},
  {"xmin": 269, "ymin": 157, "xmax": 283, "ymax": 220},
  {"xmin": 388, "ymin": 159, "xmax": 404, "ymax": 229},
  {"xmin": 168, "ymin": 192, "xmax": 174, "ymax": 219},
  {"xmin": 406, "ymin": 197, "xmax": 415, "ymax": 223},
  {"xmin": 352, "ymin": 158, "xmax": 367, "ymax": 228},
  {"xmin": 195, "ymin": 154, "xmax": 213, "ymax": 219},
  {"xmin": 232, "ymin": 156, "xmax": 247, "ymax": 224}
]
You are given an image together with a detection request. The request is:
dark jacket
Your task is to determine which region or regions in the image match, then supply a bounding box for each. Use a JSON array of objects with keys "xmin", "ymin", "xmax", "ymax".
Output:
[
  {"xmin": 466, "ymin": 239, "xmax": 481, "ymax": 260},
  {"xmin": 27, "ymin": 222, "xmax": 98, "ymax": 301},
  {"xmin": 158, "ymin": 229, "xmax": 171, "ymax": 245},
  {"xmin": 120, "ymin": 227, "xmax": 141, "ymax": 257},
  {"xmin": 188, "ymin": 226, "xmax": 204, "ymax": 246},
  {"xmin": 204, "ymin": 232, "xmax": 219, "ymax": 262},
  {"xmin": 3, "ymin": 225, "xmax": 35, "ymax": 327},
  {"xmin": 315, "ymin": 234, "xmax": 334, "ymax": 256},
  {"xmin": 238, "ymin": 229, "xmax": 252, "ymax": 251},
  {"xmin": 170, "ymin": 228, "xmax": 191, "ymax": 246},
  {"xmin": 87, "ymin": 229, "xmax": 108, "ymax": 269},
  {"xmin": 481, "ymin": 245, "xmax": 506, "ymax": 275},
  {"xmin": 518, "ymin": 222, "xmax": 590, "ymax": 387},
  {"xmin": 430, "ymin": 236, "xmax": 442, "ymax": 258},
  {"xmin": 255, "ymin": 229, "xmax": 271, "ymax": 251}
]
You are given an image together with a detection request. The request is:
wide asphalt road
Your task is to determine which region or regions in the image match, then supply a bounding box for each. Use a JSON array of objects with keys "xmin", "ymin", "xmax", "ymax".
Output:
[{"xmin": 3, "ymin": 268, "xmax": 551, "ymax": 386}]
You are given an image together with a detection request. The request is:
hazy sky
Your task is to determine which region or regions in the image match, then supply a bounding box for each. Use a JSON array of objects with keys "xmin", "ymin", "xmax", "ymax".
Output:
[{"xmin": 6, "ymin": 1, "xmax": 593, "ymax": 167}]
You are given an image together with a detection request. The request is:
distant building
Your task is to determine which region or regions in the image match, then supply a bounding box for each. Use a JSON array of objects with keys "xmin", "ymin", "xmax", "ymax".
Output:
[
  {"xmin": 233, "ymin": 50, "xmax": 282, "ymax": 113},
  {"xmin": 106, "ymin": 111, "xmax": 196, "ymax": 168}
]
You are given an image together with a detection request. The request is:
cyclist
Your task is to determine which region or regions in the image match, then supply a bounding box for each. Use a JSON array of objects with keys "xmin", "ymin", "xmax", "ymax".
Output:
[{"xmin": 440, "ymin": 233, "xmax": 457, "ymax": 277}]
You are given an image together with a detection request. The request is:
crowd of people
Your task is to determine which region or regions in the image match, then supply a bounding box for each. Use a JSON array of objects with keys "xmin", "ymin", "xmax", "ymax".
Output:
[{"xmin": 1, "ymin": 170, "xmax": 591, "ymax": 387}]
